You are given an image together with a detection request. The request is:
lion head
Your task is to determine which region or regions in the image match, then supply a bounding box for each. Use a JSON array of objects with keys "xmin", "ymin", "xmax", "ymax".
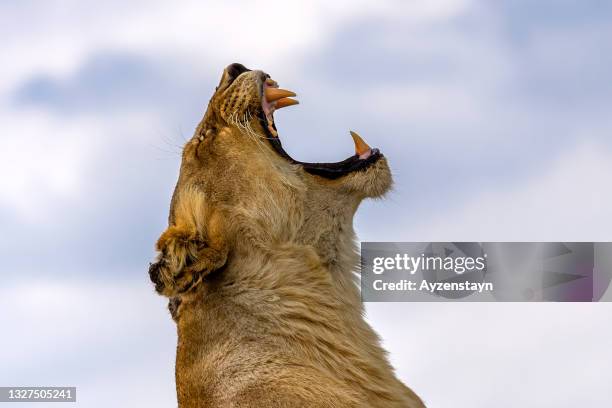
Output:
[
  {"xmin": 189, "ymin": 62, "xmax": 391, "ymax": 196},
  {"xmin": 150, "ymin": 63, "xmax": 392, "ymax": 298}
]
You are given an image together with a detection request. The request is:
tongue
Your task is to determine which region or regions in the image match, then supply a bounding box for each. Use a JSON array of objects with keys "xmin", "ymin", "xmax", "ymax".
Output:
[{"xmin": 350, "ymin": 131, "xmax": 372, "ymax": 159}]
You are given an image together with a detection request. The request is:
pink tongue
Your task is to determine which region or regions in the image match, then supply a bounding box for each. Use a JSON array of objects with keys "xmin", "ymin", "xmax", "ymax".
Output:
[{"xmin": 359, "ymin": 149, "xmax": 372, "ymax": 160}]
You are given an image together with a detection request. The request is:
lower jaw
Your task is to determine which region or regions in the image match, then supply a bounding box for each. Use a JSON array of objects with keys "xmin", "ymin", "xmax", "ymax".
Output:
[{"xmin": 257, "ymin": 113, "xmax": 383, "ymax": 180}]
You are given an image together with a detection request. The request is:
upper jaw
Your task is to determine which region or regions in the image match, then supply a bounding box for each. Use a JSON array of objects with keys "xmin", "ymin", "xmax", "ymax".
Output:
[{"xmin": 256, "ymin": 74, "xmax": 384, "ymax": 180}]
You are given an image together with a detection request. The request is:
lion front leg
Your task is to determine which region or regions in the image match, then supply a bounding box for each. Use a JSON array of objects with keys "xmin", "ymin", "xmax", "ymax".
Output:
[{"xmin": 148, "ymin": 221, "xmax": 227, "ymax": 298}]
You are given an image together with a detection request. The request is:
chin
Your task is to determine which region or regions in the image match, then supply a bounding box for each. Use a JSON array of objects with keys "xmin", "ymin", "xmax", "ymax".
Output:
[{"xmin": 337, "ymin": 156, "xmax": 393, "ymax": 198}]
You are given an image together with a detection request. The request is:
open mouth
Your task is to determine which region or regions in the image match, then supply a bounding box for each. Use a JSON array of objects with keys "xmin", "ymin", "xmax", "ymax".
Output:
[{"xmin": 257, "ymin": 77, "xmax": 382, "ymax": 180}]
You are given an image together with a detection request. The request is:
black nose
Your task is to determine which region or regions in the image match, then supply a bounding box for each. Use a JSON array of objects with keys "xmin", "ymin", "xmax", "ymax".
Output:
[
  {"xmin": 148, "ymin": 261, "xmax": 165, "ymax": 293},
  {"xmin": 225, "ymin": 63, "xmax": 251, "ymax": 81}
]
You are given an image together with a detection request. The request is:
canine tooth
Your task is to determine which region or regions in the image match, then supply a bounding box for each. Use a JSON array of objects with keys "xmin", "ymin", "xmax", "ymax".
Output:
[
  {"xmin": 275, "ymin": 98, "xmax": 299, "ymax": 109},
  {"xmin": 350, "ymin": 131, "xmax": 371, "ymax": 157},
  {"xmin": 265, "ymin": 88, "xmax": 296, "ymax": 102}
]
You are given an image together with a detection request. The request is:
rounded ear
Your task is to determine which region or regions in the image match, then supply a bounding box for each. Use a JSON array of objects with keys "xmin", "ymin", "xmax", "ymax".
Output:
[{"xmin": 216, "ymin": 63, "xmax": 251, "ymax": 90}]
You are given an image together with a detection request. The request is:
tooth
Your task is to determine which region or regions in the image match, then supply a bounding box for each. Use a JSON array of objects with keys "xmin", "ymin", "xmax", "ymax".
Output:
[
  {"xmin": 265, "ymin": 88, "xmax": 296, "ymax": 102},
  {"xmin": 350, "ymin": 131, "xmax": 371, "ymax": 156},
  {"xmin": 275, "ymin": 98, "xmax": 299, "ymax": 109}
]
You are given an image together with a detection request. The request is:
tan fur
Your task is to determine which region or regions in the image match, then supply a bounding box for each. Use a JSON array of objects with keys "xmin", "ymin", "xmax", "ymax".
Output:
[{"xmin": 149, "ymin": 66, "xmax": 425, "ymax": 407}]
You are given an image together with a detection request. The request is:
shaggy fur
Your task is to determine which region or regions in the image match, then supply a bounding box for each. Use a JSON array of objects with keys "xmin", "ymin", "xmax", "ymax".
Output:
[{"xmin": 149, "ymin": 65, "xmax": 425, "ymax": 407}]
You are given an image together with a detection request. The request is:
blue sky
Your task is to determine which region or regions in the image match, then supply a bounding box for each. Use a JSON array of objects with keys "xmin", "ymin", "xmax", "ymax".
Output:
[{"xmin": 1, "ymin": 1, "xmax": 611, "ymax": 407}]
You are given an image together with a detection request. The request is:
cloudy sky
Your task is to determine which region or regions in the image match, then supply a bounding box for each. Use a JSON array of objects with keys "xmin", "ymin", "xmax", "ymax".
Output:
[{"xmin": 1, "ymin": 1, "xmax": 611, "ymax": 407}]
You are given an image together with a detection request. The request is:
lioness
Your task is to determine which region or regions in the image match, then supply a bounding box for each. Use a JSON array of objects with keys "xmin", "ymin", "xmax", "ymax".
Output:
[{"xmin": 149, "ymin": 63, "xmax": 424, "ymax": 407}]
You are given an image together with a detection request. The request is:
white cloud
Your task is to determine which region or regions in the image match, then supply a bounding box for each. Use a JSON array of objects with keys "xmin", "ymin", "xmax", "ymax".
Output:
[
  {"xmin": 361, "ymin": 83, "xmax": 484, "ymax": 125},
  {"xmin": 367, "ymin": 301, "xmax": 612, "ymax": 407},
  {"xmin": 0, "ymin": 107, "xmax": 171, "ymax": 221},
  {"xmin": 0, "ymin": 0, "xmax": 474, "ymax": 94},
  {"xmin": 0, "ymin": 278, "xmax": 177, "ymax": 407},
  {"xmin": 405, "ymin": 141, "xmax": 612, "ymax": 241},
  {"xmin": 0, "ymin": 110, "xmax": 93, "ymax": 218}
]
